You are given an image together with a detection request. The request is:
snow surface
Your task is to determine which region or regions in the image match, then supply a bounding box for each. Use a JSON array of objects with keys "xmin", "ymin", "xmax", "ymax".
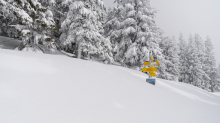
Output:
[
  {"xmin": 0, "ymin": 36, "xmax": 21, "ymax": 50},
  {"xmin": 0, "ymin": 49, "xmax": 220, "ymax": 123},
  {"xmin": 0, "ymin": 36, "xmax": 63, "ymax": 55}
]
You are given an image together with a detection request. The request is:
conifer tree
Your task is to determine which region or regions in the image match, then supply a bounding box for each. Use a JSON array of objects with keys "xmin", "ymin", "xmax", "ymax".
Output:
[
  {"xmin": 160, "ymin": 36, "xmax": 179, "ymax": 81},
  {"xmin": 194, "ymin": 34, "xmax": 210, "ymax": 90},
  {"xmin": 105, "ymin": 0, "xmax": 166, "ymax": 77},
  {"xmin": 185, "ymin": 34, "xmax": 210, "ymax": 90},
  {"xmin": 178, "ymin": 32, "xmax": 187, "ymax": 82},
  {"xmin": 39, "ymin": 0, "xmax": 60, "ymax": 36},
  {"xmin": 204, "ymin": 36, "xmax": 218, "ymax": 92},
  {"xmin": 131, "ymin": 0, "xmax": 164, "ymax": 72},
  {"xmin": 216, "ymin": 64, "xmax": 220, "ymax": 91},
  {"xmin": 185, "ymin": 34, "xmax": 196, "ymax": 84},
  {"xmin": 60, "ymin": 0, "xmax": 113, "ymax": 63},
  {"xmin": 105, "ymin": 1, "xmax": 136, "ymax": 65},
  {"xmin": 0, "ymin": 0, "xmax": 56, "ymax": 52}
]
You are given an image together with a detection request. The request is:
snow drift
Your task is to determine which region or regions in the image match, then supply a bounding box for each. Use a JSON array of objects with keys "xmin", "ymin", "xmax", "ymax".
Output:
[{"xmin": 0, "ymin": 49, "xmax": 220, "ymax": 123}]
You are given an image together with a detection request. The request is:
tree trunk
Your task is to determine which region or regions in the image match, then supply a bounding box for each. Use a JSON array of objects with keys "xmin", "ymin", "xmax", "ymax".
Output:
[
  {"xmin": 77, "ymin": 43, "xmax": 82, "ymax": 59},
  {"xmin": 210, "ymin": 80, "xmax": 214, "ymax": 92}
]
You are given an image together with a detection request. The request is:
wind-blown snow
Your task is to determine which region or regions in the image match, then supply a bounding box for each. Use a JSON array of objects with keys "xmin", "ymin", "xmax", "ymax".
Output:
[{"xmin": 0, "ymin": 49, "xmax": 220, "ymax": 123}]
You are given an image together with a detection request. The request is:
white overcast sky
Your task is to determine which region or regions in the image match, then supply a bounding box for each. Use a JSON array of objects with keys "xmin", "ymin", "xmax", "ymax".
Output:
[{"xmin": 103, "ymin": 0, "xmax": 220, "ymax": 65}]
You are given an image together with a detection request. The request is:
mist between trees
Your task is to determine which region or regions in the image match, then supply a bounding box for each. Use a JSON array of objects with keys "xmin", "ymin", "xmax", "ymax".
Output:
[{"xmin": 0, "ymin": 0, "xmax": 219, "ymax": 92}]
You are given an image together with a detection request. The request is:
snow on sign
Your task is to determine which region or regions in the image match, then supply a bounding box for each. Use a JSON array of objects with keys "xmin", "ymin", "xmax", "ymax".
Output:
[
  {"xmin": 143, "ymin": 61, "xmax": 159, "ymax": 66},
  {"xmin": 142, "ymin": 55, "xmax": 159, "ymax": 85},
  {"xmin": 142, "ymin": 56, "xmax": 159, "ymax": 74}
]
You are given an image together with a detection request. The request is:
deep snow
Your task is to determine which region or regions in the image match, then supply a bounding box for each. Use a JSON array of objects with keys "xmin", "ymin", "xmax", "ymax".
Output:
[
  {"xmin": 0, "ymin": 49, "xmax": 220, "ymax": 123},
  {"xmin": 0, "ymin": 36, "xmax": 21, "ymax": 50}
]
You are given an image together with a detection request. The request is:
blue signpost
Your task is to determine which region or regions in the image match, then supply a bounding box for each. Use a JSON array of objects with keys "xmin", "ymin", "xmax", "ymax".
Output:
[{"xmin": 146, "ymin": 79, "xmax": 156, "ymax": 85}]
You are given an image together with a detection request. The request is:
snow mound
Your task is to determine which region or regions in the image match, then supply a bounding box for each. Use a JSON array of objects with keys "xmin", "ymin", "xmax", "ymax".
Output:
[{"xmin": 0, "ymin": 49, "xmax": 220, "ymax": 123}]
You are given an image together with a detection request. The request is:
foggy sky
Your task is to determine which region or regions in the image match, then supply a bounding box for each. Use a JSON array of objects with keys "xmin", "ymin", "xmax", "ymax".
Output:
[{"xmin": 103, "ymin": 0, "xmax": 220, "ymax": 65}]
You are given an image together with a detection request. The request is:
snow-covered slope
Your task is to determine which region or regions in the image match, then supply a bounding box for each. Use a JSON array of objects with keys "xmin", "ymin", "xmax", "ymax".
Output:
[
  {"xmin": 0, "ymin": 36, "xmax": 21, "ymax": 50},
  {"xmin": 0, "ymin": 49, "xmax": 220, "ymax": 123}
]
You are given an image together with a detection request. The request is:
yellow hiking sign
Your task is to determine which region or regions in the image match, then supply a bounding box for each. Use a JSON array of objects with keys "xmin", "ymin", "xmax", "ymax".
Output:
[
  {"xmin": 150, "ymin": 72, "xmax": 156, "ymax": 77},
  {"xmin": 142, "ymin": 67, "xmax": 157, "ymax": 72},
  {"xmin": 142, "ymin": 54, "xmax": 159, "ymax": 78},
  {"xmin": 143, "ymin": 61, "xmax": 159, "ymax": 66},
  {"xmin": 150, "ymin": 55, "xmax": 154, "ymax": 60},
  {"xmin": 143, "ymin": 62, "xmax": 150, "ymax": 66}
]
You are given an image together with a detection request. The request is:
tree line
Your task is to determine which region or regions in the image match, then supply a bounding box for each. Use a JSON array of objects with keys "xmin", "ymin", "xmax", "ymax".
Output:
[{"xmin": 0, "ymin": 0, "xmax": 219, "ymax": 92}]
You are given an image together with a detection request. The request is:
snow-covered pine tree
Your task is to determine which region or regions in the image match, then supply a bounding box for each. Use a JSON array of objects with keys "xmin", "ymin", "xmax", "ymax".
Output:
[
  {"xmin": 185, "ymin": 34, "xmax": 210, "ymax": 89},
  {"xmin": 0, "ymin": 0, "xmax": 11, "ymax": 36},
  {"xmin": 0, "ymin": 0, "xmax": 56, "ymax": 52},
  {"xmin": 204, "ymin": 36, "xmax": 218, "ymax": 92},
  {"xmin": 185, "ymin": 34, "xmax": 197, "ymax": 84},
  {"xmin": 194, "ymin": 34, "xmax": 210, "ymax": 90},
  {"xmin": 60, "ymin": 0, "xmax": 113, "ymax": 63},
  {"xmin": 155, "ymin": 31, "xmax": 168, "ymax": 79},
  {"xmin": 210, "ymin": 67, "xmax": 220, "ymax": 92},
  {"xmin": 178, "ymin": 32, "xmax": 188, "ymax": 82},
  {"xmin": 159, "ymin": 36, "xmax": 179, "ymax": 81},
  {"xmin": 216, "ymin": 64, "xmax": 220, "ymax": 91},
  {"xmin": 218, "ymin": 64, "xmax": 220, "ymax": 74},
  {"xmin": 105, "ymin": 0, "xmax": 136, "ymax": 65},
  {"xmin": 39, "ymin": 0, "xmax": 59, "ymax": 36},
  {"xmin": 131, "ymin": 0, "xmax": 165, "ymax": 74},
  {"xmin": 105, "ymin": 0, "xmax": 166, "ymax": 77}
]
